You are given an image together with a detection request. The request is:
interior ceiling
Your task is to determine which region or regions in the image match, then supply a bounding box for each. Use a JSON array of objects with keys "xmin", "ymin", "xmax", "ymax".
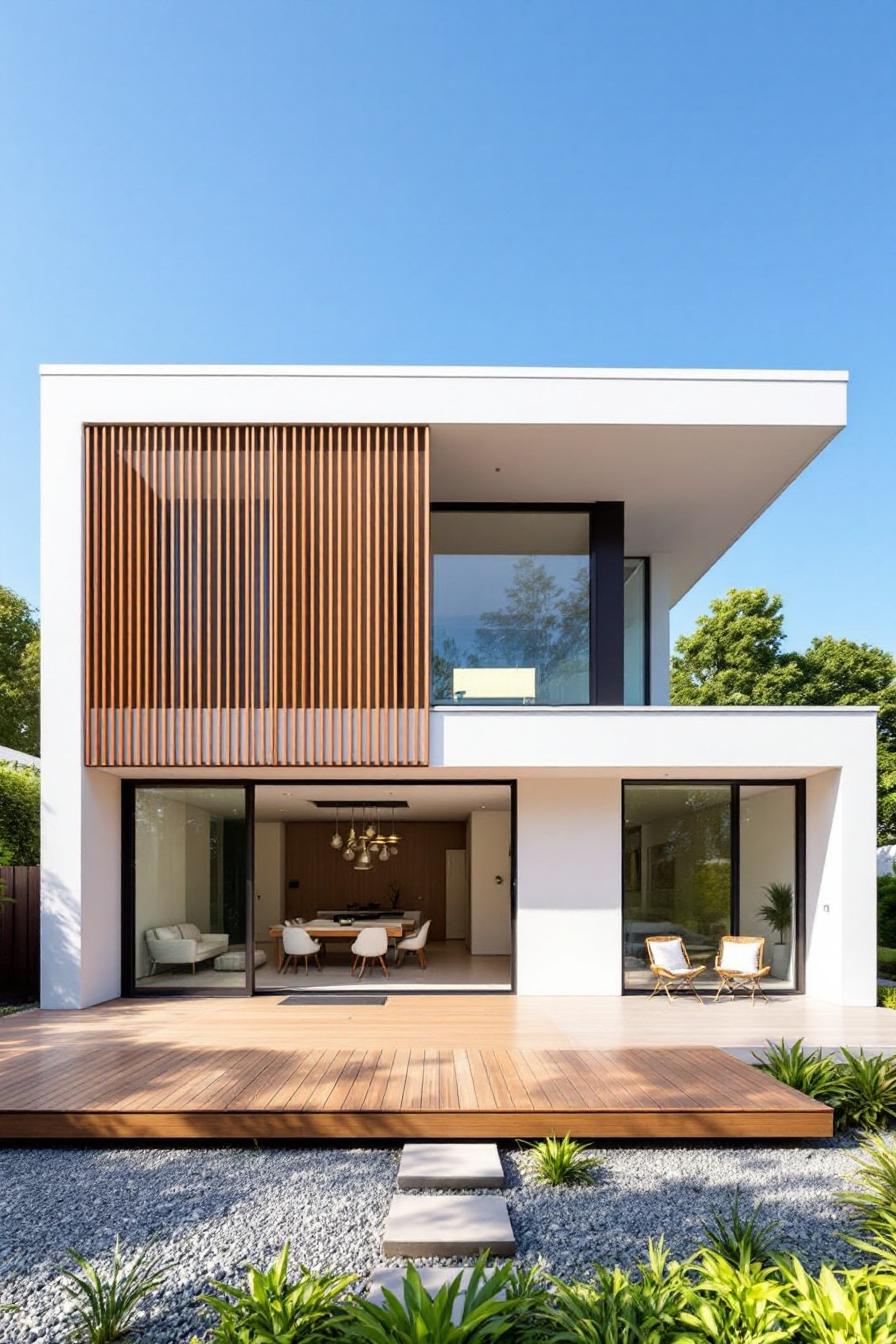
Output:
[
  {"xmin": 429, "ymin": 423, "xmax": 838, "ymax": 603},
  {"xmin": 254, "ymin": 782, "xmax": 511, "ymax": 822}
]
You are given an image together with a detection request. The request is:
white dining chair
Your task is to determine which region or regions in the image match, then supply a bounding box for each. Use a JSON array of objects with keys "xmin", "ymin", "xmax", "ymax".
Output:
[
  {"xmin": 395, "ymin": 919, "xmax": 431, "ymax": 970},
  {"xmin": 281, "ymin": 925, "xmax": 321, "ymax": 974},
  {"xmin": 351, "ymin": 926, "xmax": 389, "ymax": 979}
]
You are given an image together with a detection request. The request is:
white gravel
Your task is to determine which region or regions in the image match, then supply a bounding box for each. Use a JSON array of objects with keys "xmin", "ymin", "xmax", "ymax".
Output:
[{"xmin": 0, "ymin": 1137, "xmax": 872, "ymax": 1341}]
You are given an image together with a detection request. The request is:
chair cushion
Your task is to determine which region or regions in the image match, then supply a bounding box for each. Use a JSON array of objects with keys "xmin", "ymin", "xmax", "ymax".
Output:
[
  {"xmin": 178, "ymin": 923, "xmax": 202, "ymax": 941},
  {"xmin": 720, "ymin": 940, "xmax": 761, "ymax": 973},
  {"xmin": 650, "ymin": 939, "xmax": 689, "ymax": 972}
]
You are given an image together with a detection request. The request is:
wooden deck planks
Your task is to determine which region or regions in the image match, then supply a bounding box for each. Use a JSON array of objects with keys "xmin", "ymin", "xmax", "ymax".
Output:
[
  {"xmin": 0, "ymin": 1045, "xmax": 830, "ymax": 1140},
  {"xmin": 0, "ymin": 995, "xmax": 848, "ymax": 1140}
]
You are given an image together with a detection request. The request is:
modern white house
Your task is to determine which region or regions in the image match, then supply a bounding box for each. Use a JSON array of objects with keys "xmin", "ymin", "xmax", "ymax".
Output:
[{"xmin": 39, "ymin": 365, "xmax": 877, "ymax": 1011}]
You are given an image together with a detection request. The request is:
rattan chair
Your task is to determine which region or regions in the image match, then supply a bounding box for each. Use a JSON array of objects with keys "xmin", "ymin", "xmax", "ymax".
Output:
[
  {"xmin": 713, "ymin": 935, "xmax": 770, "ymax": 1003},
  {"xmin": 644, "ymin": 935, "xmax": 705, "ymax": 1003}
]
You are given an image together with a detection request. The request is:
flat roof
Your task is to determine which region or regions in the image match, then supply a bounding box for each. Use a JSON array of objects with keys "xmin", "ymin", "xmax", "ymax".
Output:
[{"xmin": 40, "ymin": 365, "xmax": 847, "ymax": 601}]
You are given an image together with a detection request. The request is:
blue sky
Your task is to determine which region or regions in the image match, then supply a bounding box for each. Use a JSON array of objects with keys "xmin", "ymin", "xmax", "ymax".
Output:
[{"xmin": 1, "ymin": 1, "xmax": 892, "ymax": 654}]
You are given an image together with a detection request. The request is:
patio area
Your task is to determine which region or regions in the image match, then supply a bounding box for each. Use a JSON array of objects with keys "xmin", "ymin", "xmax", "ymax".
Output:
[{"xmin": 2, "ymin": 993, "xmax": 892, "ymax": 1142}]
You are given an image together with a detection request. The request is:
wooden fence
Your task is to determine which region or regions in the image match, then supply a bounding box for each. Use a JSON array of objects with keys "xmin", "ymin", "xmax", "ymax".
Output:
[{"xmin": 0, "ymin": 866, "xmax": 39, "ymax": 1003}]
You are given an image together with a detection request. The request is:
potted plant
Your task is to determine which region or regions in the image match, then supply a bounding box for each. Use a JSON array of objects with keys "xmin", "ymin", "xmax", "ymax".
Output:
[{"xmin": 758, "ymin": 881, "xmax": 793, "ymax": 980}]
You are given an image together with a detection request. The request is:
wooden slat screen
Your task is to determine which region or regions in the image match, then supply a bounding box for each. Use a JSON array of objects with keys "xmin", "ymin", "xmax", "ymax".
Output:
[{"xmin": 83, "ymin": 425, "xmax": 430, "ymax": 766}]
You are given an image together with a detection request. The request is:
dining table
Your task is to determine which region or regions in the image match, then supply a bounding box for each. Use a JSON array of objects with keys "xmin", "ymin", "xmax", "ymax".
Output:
[{"xmin": 268, "ymin": 919, "xmax": 417, "ymax": 972}]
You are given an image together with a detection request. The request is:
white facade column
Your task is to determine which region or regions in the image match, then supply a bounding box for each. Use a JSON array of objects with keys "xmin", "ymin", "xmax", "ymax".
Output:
[
  {"xmin": 40, "ymin": 383, "xmax": 122, "ymax": 1008},
  {"xmin": 805, "ymin": 763, "xmax": 878, "ymax": 1007},
  {"xmin": 515, "ymin": 776, "xmax": 621, "ymax": 994}
]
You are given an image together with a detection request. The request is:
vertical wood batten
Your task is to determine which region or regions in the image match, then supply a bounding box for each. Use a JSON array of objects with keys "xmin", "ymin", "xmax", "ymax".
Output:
[{"xmin": 83, "ymin": 423, "xmax": 429, "ymax": 766}]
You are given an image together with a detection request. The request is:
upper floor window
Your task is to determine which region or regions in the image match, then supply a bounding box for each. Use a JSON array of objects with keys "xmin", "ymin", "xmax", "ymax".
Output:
[
  {"xmin": 624, "ymin": 558, "xmax": 648, "ymax": 705},
  {"xmin": 431, "ymin": 510, "xmax": 590, "ymax": 705}
]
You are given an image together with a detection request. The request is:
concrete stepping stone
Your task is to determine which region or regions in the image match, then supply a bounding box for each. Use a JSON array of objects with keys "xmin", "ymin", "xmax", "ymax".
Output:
[
  {"xmin": 398, "ymin": 1142, "xmax": 505, "ymax": 1189},
  {"xmin": 382, "ymin": 1193, "xmax": 516, "ymax": 1257},
  {"xmin": 368, "ymin": 1265, "xmax": 504, "ymax": 1320}
]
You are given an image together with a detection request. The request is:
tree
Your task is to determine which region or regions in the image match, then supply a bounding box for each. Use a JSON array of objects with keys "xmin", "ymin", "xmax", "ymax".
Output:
[
  {"xmin": 0, "ymin": 586, "xmax": 39, "ymax": 756},
  {"xmin": 671, "ymin": 588, "xmax": 896, "ymax": 843},
  {"xmin": 670, "ymin": 589, "xmax": 804, "ymax": 705}
]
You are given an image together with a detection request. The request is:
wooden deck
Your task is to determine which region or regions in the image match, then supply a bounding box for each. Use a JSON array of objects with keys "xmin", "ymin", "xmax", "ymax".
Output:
[{"xmin": 0, "ymin": 995, "xmax": 840, "ymax": 1140}]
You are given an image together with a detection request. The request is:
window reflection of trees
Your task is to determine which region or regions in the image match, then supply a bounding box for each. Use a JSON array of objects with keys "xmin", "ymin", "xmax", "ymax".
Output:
[{"xmin": 432, "ymin": 556, "xmax": 589, "ymax": 703}]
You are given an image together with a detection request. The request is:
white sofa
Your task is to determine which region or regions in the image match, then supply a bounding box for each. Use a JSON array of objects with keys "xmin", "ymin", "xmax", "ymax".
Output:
[{"xmin": 145, "ymin": 923, "xmax": 230, "ymax": 974}]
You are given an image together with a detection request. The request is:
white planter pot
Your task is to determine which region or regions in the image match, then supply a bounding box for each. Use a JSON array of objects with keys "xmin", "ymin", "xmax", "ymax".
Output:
[{"xmin": 770, "ymin": 942, "xmax": 791, "ymax": 981}]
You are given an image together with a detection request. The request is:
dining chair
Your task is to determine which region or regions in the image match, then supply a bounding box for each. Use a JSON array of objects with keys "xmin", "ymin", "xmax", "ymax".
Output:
[
  {"xmin": 281, "ymin": 925, "xmax": 321, "ymax": 975},
  {"xmin": 395, "ymin": 919, "xmax": 432, "ymax": 969},
  {"xmin": 351, "ymin": 926, "xmax": 389, "ymax": 979}
]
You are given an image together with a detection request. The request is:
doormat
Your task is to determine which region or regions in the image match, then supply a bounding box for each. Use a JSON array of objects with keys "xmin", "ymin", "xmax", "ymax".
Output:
[{"xmin": 280, "ymin": 994, "xmax": 387, "ymax": 1006}]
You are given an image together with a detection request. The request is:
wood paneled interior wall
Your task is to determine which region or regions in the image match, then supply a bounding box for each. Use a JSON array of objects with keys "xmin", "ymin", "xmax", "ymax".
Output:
[
  {"xmin": 83, "ymin": 424, "xmax": 430, "ymax": 767},
  {"xmin": 283, "ymin": 821, "xmax": 467, "ymax": 941}
]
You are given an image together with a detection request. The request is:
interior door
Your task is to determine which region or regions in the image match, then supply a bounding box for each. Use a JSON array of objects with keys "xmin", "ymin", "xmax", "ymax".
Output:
[{"xmin": 445, "ymin": 849, "xmax": 467, "ymax": 939}]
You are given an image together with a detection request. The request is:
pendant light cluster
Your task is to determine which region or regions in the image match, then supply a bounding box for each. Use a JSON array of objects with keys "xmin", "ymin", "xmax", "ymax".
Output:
[{"xmin": 329, "ymin": 806, "xmax": 401, "ymax": 872}]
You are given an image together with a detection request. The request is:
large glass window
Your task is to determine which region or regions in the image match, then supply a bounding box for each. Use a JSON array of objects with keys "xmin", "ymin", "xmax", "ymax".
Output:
[
  {"xmin": 133, "ymin": 786, "xmax": 248, "ymax": 990},
  {"xmin": 739, "ymin": 785, "xmax": 797, "ymax": 989},
  {"xmin": 623, "ymin": 782, "xmax": 801, "ymax": 991},
  {"xmin": 623, "ymin": 785, "xmax": 732, "ymax": 989},
  {"xmin": 431, "ymin": 511, "xmax": 590, "ymax": 705},
  {"xmin": 624, "ymin": 558, "xmax": 647, "ymax": 705}
]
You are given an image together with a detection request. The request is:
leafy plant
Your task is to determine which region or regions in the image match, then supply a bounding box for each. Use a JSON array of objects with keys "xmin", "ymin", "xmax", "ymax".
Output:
[
  {"xmin": 752, "ymin": 1039, "xmax": 843, "ymax": 1110},
  {"xmin": 60, "ymin": 1239, "xmax": 169, "ymax": 1343},
  {"xmin": 836, "ymin": 1048, "xmax": 896, "ymax": 1132},
  {"xmin": 678, "ymin": 1249, "xmax": 788, "ymax": 1344},
  {"xmin": 538, "ymin": 1238, "xmax": 691, "ymax": 1344},
  {"xmin": 757, "ymin": 883, "xmax": 792, "ymax": 944},
  {"xmin": 196, "ymin": 1243, "xmax": 354, "ymax": 1343},
  {"xmin": 523, "ymin": 1134, "xmax": 601, "ymax": 1186},
  {"xmin": 776, "ymin": 1257, "xmax": 896, "ymax": 1344},
  {"xmin": 701, "ymin": 1194, "xmax": 781, "ymax": 1267},
  {"xmin": 343, "ymin": 1256, "xmax": 539, "ymax": 1344},
  {"xmin": 837, "ymin": 1132, "xmax": 896, "ymax": 1262},
  {"xmin": 879, "ymin": 985, "xmax": 896, "ymax": 1010}
]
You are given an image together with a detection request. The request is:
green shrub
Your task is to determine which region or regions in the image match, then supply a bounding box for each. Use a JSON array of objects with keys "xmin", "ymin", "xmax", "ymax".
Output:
[
  {"xmin": 678, "ymin": 1248, "xmax": 787, "ymax": 1344},
  {"xmin": 60, "ymin": 1239, "xmax": 169, "ymax": 1343},
  {"xmin": 838, "ymin": 1133, "xmax": 896, "ymax": 1262},
  {"xmin": 879, "ymin": 870, "xmax": 896, "ymax": 948},
  {"xmin": 753, "ymin": 1039, "xmax": 844, "ymax": 1110},
  {"xmin": 523, "ymin": 1133, "xmax": 602, "ymax": 1186},
  {"xmin": 879, "ymin": 985, "xmax": 896, "ymax": 1010},
  {"xmin": 196, "ymin": 1243, "xmax": 353, "ymax": 1342},
  {"xmin": 837, "ymin": 1049, "xmax": 896, "ymax": 1132},
  {"xmin": 538, "ymin": 1238, "xmax": 690, "ymax": 1344},
  {"xmin": 343, "ymin": 1257, "xmax": 541, "ymax": 1344},
  {"xmin": 0, "ymin": 761, "xmax": 39, "ymax": 866},
  {"xmin": 701, "ymin": 1194, "xmax": 781, "ymax": 1267},
  {"xmin": 755, "ymin": 1040, "xmax": 896, "ymax": 1132},
  {"xmin": 776, "ymin": 1258, "xmax": 896, "ymax": 1344}
]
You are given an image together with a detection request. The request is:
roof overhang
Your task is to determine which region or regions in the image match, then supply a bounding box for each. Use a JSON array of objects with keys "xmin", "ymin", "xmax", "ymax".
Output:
[{"xmin": 40, "ymin": 364, "xmax": 847, "ymax": 602}]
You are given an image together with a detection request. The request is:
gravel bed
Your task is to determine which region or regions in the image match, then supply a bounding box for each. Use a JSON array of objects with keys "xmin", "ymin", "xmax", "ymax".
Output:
[
  {"xmin": 0, "ymin": 1136, "xmax": 874, "ymax": 1340},
  {"xmin": 0, "ymin": 1144, "xmax": 398, "ymax": 1343},
  {"xmin": 503, "ymin": 1136, "xmax": 868, "ymax": 1278}
]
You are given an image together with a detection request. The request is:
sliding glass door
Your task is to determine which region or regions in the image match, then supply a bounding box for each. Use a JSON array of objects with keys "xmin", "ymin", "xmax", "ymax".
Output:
[
  {"xmin": 130, "ymin": 785, "xmax": 250, "ymax": 992},
  {"xmin": 622, "ymin": 781, "xmax": 801, "ymax": 992}
]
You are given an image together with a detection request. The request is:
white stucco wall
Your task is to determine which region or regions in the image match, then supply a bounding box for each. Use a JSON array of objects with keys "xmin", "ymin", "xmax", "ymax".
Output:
[{"xmin": 516, "ymin": 777, "xmax": 621, "ymax": 995}]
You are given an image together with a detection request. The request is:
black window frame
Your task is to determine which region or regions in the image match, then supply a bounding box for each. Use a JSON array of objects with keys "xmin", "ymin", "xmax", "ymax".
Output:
[
  {"xmin": 620, "ymin": 778, "xmax": 806, "ymax": 995},
  {"xmin": 430, "ymin": 502, "xmax": 647, "ymax": 707},
  {"xmin": 122, "ymin": 777, "xmax": 517, "ymax": 999}
]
